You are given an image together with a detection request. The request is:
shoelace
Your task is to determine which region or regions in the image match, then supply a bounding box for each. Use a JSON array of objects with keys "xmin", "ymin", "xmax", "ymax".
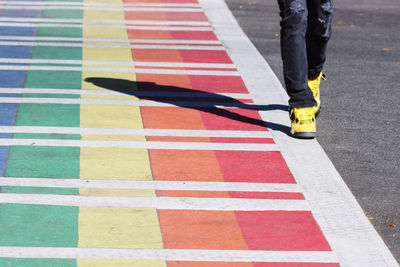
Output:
[
  {"xmin": 309, "ymin": 73, "xmax": 326, "ymax": 91},
  {"xmin": 293, "ymin": 108, "xmax": 316, "ymax": 124}
]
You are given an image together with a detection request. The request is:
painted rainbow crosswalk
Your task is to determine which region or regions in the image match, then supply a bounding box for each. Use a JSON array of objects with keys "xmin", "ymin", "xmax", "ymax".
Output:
[{"xmin": 0, "ymin": 0, "xmax": 397, "ymax": 266}]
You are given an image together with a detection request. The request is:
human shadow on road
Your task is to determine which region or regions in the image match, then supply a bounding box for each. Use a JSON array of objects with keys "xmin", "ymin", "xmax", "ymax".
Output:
[{"xmin": 85, "ymin": 77, "xmax": 290, "ymax": 133}]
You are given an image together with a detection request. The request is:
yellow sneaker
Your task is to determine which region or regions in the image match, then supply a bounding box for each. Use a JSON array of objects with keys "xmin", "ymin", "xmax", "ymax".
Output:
[
  {"xmin": 308, "ymin": 72, "xmax": 326, "ymax": 116},
  {"xmin": 290, "ymin": 106, "xmax": 317, "ymax": 139}
]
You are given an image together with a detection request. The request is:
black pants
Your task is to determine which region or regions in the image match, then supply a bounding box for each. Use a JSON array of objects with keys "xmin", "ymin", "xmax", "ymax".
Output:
[{"xmin": 278, "ymin": 0, "xmax": 333, "ymax": 108}]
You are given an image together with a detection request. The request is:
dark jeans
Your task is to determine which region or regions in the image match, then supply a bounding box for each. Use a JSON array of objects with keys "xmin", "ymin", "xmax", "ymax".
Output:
[{"xmin": 278, "ymin": 0, "xmax": 333, "ymax": 108}]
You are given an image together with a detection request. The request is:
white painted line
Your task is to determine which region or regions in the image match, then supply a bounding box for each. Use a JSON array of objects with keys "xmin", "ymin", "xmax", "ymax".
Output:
[
  {"xmin": 0, "ymin": 6, "xmax": 203, "ymax": 12},
  {"xmin": 0, "ymin": 247, "xmax": 338, "ymax": 263},
  {"xmin": 199, "ymin": 0, "xmax": 400, "ymax": 265},
  {"xmin": 0, "ymin": 67, "xmax": 239, "ymax": 76},
  {"xmin": 0, "ymin": 17, "xmax": 209, "ymax": 26},
  {"xmin": 0, "ymin": 97, "xmax": 260, "ymax": 109},
  {"xmin": 0, "ymin": 139, "xmax": 277, "ymax": 151},
  {"xmin": 0, "ymin": 88, "xmax": 249, "ymax": 100},
  {"xmin": 0, "ymin": 23, "xmax": 213, "ymax": 31},
  {"xmin": 0, "ymin": 58, "xmax": 233, "ymax": 69},
  {"xmin": 0, "ymin": 126, "xmax": 271, "ymax": 138},
  {"xmin": 0, "ymin": 36, "xmax": 222, "ymax": 45},
  {"xmin": 0, "ymin": 40, "xmax": 221, "ymax": 49},
  {"xmin": 0, "ymin": 178, "xmax": 299, "ymax": 192},
  {"xmin": 0, "ymin": 193, "xmax": 308, "ymax": 211},
  {"xmin": 3, "ymin": 1, "xmax": 200, "ymax": 8}
]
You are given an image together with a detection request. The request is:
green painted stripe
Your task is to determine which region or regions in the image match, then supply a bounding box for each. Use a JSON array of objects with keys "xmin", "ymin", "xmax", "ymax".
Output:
[
  {"xmin": 1, "ymin": 186, "xmax": 78, "ymax": 195},
  {"xmin": 22, "ymin": 93, "xmax": 80, "ymax": 99},
  {"xmin": 15, "ymin": 104, "xmax": 80, "ymax": 127},
  {"xmin": 24, "ymin": 71, "xmax": 82, "ymax": 90},
  {"xmin": 6, "ymin": 146, "xmax": 80, "ymax": 179},
  {"xmin": 13, "ymin": 133, "xmax": 81, "ymax": 140},
  {"xmin": 0, "ymin": 258, "xmax": 76, "ymax": 267},
  {"xmin": 0, "ymin": 203, "xmax": 78, "ymax": 247}
]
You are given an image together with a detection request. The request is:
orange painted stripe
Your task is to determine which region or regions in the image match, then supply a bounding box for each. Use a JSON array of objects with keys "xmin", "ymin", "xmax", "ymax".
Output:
[
  {"xmin": 158, "ymin": 210, "xmax": 248, "ymax": 250},
  {"xmin": 157, "ymin": 190, "xmax": 230, "ymax": 198},
  {"xmin": 131, "ymin": 49, "xmax": 183, "ymax": 62},
  {"xmin": 149, "ymin": 149, "xmax": 223, "ymax": 181},
  {"xmin": 147, "ymin": 136, "xmax": 210, "ymax": 142},
  {"xmin": 141, "ymin": 107, "xmax": 206, "ymax": 130},
  {"xmin": 127, "ymin": 29, "xmax": 174, "ymax": 40},
  {"xmin": 136, "ymin": 73, "xmax": 192, "ymax": 89}
]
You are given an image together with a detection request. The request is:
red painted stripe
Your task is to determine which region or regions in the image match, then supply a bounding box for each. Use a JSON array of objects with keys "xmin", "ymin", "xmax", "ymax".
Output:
[
  {"xmin": 179, "ymin": 50, "xmax": 233, "ymax": 63},
  {"xmin": 157, "ymin": 190, "xmax": 305, "ymax": 200},
  {"xmin": 188, "ymin": 75, "xmax": 249, "ymax": 93},
  {"xmin": 132, "ymin": 49, "xmax": 232, "ymax": 63},
  {"xmin": 127, "ymin": 30, "xmax": 218, "ymax": 41},
  {"xmin": 168, "ymin": 262, "xmax": 253, "ymax": 267},
  {"xmin": 200, "ymin": 108, "xmax": 267, "ymax": 131},
  {"xmin": 215, "ymin": 151, "xmax": 295, "ymax": 183},
  {"xmin": 209, "ymin": 137, "xmax": 274, "ymax": 144},
  {"xmin": 136, "ymin": 74, "xmax": 249, "ymax": 94},
  {"xmin": 125, "ymin": 11, "xmax": 207, "ymax": 21},
  {"xmin": 235, "ymin": 211, "xmax": 332, "ymax": 251},
  {"xmin": 171, "ymin": 30, "xmax": 218, "ymax": 40},
  {"xmin": 253, "ymin": 264, "xmax": 340, "ymax": 267},
  {"xmin": 229, "ymin": 191, "xmax": 305, "ymax": 200},
  {"xmin": 168, "ymin": 263, "xmax": 340, "ymax": 267},
  {"xmin": 165, "ymin": 12, "xmax": 208, "ymax": 21},
  {"xmin": 124, "ymin": 0, "xmax": 198, "ymax": 3}
]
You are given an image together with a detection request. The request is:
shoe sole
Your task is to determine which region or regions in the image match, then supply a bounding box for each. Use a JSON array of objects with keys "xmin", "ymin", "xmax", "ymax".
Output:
[{"xmin": 290, "ymin": 130, "xmax": 316, "ymax": 139}]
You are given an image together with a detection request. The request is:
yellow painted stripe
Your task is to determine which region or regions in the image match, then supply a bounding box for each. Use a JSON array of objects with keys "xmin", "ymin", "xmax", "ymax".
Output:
[
  {"xmin": 78, "ymin": 207, "xmax": 164, "ymax": 249},
  {"xmin": 78, "ymin": 0, "xmax": 164, "ymax": 257}
]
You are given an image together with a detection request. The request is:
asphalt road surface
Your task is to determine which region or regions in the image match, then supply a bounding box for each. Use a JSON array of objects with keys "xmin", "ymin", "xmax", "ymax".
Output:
[{"xmin": 225, "ymin": 0, "xmax": 400, "ymax": 262}]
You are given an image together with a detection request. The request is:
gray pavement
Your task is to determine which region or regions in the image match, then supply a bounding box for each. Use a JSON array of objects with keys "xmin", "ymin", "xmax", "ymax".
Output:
[{"xmin": 225, "ymin": 0, "xmax": 400, "ymax": 263}]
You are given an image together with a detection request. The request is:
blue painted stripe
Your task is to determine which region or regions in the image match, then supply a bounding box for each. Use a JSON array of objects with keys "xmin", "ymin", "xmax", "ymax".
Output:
[{"xmin": 0, "ymin": 8, "xmax": 41, "ymax": 189}]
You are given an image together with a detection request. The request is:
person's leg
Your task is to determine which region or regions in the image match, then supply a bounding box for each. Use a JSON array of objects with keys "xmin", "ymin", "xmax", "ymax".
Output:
[
  {"xmin": 278, "ymin": 0, "xmax": 316, "ymax": 108},
  {"xmin": 306, "ymin": 0, "xmax": 333, "ymax": 79}
]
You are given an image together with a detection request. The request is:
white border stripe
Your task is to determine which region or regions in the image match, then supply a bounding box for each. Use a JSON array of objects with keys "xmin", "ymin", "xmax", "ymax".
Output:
[
  {"xmin": 0, "ymin": 23, "xmax": 212, "ymax": 31},
  {"xmin": 0, "ymin": 88, "xmax": 249, "ymax": 99},
  {"xmin": 0, "ymin": 97, "xmax": 256, "ymax": 107},
  {"xmin": 0, "ymin": 193, "xmax": 308, "ymax": 211},
  {"xmin": 0, "ymin": 6, "xmax": 203, "ymax": 12},
  {"xmin": 0, "ymin": 178, "xmax": 299, "ymax": 192},
  {"xmin": 0, "ymin": 17, "xmax": 209, "ymax": 26},
  {"xmin": 0, "ymin": 67, "xmax": 239, "ymax": 76},
  {"xmin": 200, "ymin": 0, "xmax": 400, "ymax": 265},
  {"xmin": 0, "ymin": 41, "xmax": 220, "ymax": 50},
  {"xmin": 0, "ymin": 139, "xmax": 278, "ymax": 151},
  {"xmin": 0, "ymin": 247, "xmax": 338, "ymax": 263},
  {"xmin": 3, "ymin": 2, "xmax": 200, "ymax": 8},
  {"xmin": 0, "ymin": 36, "xmax": 222, "ymax": 45},
  {"xmin": 0, "ymin": 40, "xmax": 221, "ymax": 49},
  {"xmin": 0, "ymin": 58, "xmax": 234, "ymax": 69},
  {"xmin": 0, "ymin": 126, "xmax": 270, "ymax": 138}
]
